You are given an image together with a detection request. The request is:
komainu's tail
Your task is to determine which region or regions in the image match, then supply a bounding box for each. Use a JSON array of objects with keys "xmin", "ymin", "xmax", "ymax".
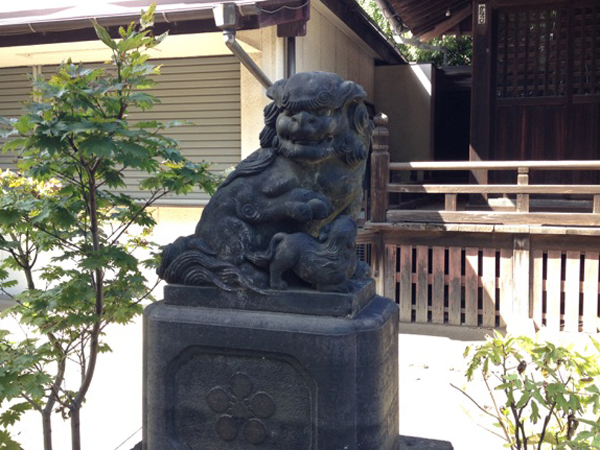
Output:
[{"xmin": 158, "ymin": 236, "xmax": 267, "ymax": 293}]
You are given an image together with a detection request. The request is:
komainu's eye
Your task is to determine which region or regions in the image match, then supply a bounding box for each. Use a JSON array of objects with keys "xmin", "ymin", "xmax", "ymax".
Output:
[{"xmin": 315, "ymin": 107, "xmax": 333, "ymax": 117}]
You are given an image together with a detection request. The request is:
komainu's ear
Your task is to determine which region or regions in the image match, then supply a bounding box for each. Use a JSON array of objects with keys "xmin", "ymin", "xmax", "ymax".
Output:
[{"xmin": 339, "ymin": 80, "xmax": 367, "ymax": 105}]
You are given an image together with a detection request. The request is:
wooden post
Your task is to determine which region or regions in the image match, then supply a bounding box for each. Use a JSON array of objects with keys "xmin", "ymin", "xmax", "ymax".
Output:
[
  {"xmin": 370, "ymin": 113, "xmax": 390, "ymax": 222},
  {"xmin": 516, "ymin": 167, "xmax": 529, "ymax": 212},
  {"xmin": 593, "ymin": 194, "xmax": 600, "ymax": 214},
  {"xmin": 508, "ymin": 234, "xmax": 535, "ymax": 334},
  {"xmin": 445, "ymin": 194, "xmax": 458, "ymax": 211},
  {"xmin": 469, "ymin": 1, "xmax": 493, "ymax": 204}
]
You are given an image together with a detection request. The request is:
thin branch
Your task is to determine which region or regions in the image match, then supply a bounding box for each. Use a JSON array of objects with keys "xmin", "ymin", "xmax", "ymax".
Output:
[
  {"xmin": 473, "ymin": 422, "xmax": 508, "ymax": 441},
  {"xmin": 96, "ymin": 166, "xmax": 126, "ymax": 189},
  {"xmin": 0, "ymin": 287, "xmax": 14, "ymax": 299},
  {"xmin": 130, "ymin": 277, "xmax": 160, "ymax": 307},
  {"xmin": 108, "ymin": 189, "xmax": 167, "ymax": 245},
  {"xmin": 538, "ymin": 402, "xmax": 557, "ymax": 450},
  {"xmin": 29, "ymin": 224, "xmax": 82, "ymax": 252},
  {"xmin": 450, "ymin": 383, "xmax": 499, "ymax": 419},
  {"xmin": 21, "ymin": 393, "xmax": 43, "ymax": 413}
]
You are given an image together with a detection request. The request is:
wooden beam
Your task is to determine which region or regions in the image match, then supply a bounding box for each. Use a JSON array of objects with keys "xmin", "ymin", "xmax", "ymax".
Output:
[
  {"xmin": 386, "ymin": 210, "xmax": 600, "ymax": 227},
  {"xmin": 387, "ymin": 184, "xmax": 600, "ymax": 194},
  {"xmin": 418, "ymin": 5, "xmax": 473, "ymax": 42},
  {"xmin": 389, "ymin": 160, "xmax": 600, "ymax": 171}
]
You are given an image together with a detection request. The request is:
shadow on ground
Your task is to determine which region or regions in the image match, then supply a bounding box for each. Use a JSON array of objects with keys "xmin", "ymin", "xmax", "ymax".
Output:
[{"xmin": 400, "ymin": 435, "xmax": 454, "ymax": 449}]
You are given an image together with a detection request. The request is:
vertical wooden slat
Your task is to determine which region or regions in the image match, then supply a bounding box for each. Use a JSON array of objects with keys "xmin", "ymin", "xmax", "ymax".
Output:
[
  {"xmin": 555, "ymin": 9, "xmax": 562, "ymax": 95},
  {"xmin": 516, "ymin": 167, "xmax": 529, "ymax": 212},
  {"xmin": 564, "ymin": 251, "xmax": 581, "ymax": 332},
  {"xmin": 445, "ymin": 194, "xmax": 457, "ymax": 211},
  {"xmin": 533, "ymin": 11, "xmax": 541, "ymax": 96},
  {"xmin": 383, "ymin": 244, "xmax": 397, "ymax": 301},
  {"xmin": 591, "ymin": 4, "xmax": 598, "ymax": 96},
  {"xmin": 431, "ymin": 246, "xmax": 445, "ymax": 324},
  {"xmin": 584, "ymin": 6, "xmax": 591, "ymax": 94},
  {"xmin": 524, "ymin": 10, "xmax": 531, "ymax": 97},
  {"xmin": 544, "ymin": 9, "xmax": 551, "ymax": 96},
  {"xmin": 399, "ymin": 245, "xmax": 413, "ymax": 322},
  {"xmin": 465, "ymin": 248, "xmax": 479, "ymax": 326},
  {"xmin": 513, "ymin": 11, "xmax": 520, "ymax": 96},
  {"xmin": 482, "ymin": 248, "xmax": 497, "ymax": 327},
  {"xmin": 593, "ymin": 194, "xmax": 600, "ymax": 214},
  {"xmin": 500, "ymin": 248, "xmax": 514, "ymax": 328},
  {"xmin": 583, "ymin": 251, "xmax": 599, "ymax": 333},
  {"xmin": 546, "ymin": 250, "xmax": 563, "ymax": 331},
  {"xmin": 512, "ymin": 235, "xmax": 531, "ymax": 326},
  {"xmin": 503, "ymin": 11, "xmax": 510, "ymax": 98},
  {"xmin": 578, "ymin": 6, "xmax": 585, "ymax": 94},
  {"xmin": 566, "ymin": 5, "xmax": 574, "ymax": 100},
  {"xmin": 415, "ymin": 246, "xmax": 429, "ymax": 323},
  {"xmin": 448, "ymin": 247, "xmax": 462, "ymax": 326},
  {"xmin": 531, "ymin": 249, "xmax": 544, "ymax": 329}
]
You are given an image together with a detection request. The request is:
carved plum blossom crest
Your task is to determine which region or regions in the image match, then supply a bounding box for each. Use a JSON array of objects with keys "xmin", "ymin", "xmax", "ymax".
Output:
[{"xmin": 206, "ymin": 372, "xmax": 275, "ymax": 445}]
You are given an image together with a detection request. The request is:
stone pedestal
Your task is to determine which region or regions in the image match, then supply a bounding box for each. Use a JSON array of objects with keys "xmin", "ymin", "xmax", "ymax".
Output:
[{"xmin": 143, "ymin": 281, "xmax": 399, "ymax": 450}]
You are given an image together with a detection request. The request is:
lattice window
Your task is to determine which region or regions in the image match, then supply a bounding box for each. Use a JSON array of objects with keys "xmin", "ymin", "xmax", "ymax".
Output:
[
  {"xmin": 496, "ymin": 8, "xmax": 569, "ymax": 98},
  {"xmin": 573, "ymin": 5, "xmax": 600, "ymax": 95}
]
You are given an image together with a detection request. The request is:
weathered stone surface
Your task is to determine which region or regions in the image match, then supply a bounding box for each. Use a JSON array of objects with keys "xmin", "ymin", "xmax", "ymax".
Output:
[
  {"xmin": 143, "ymin": 291, "xmax": 399, "ymax": 450},
  {"xmin": 163, "ymin": 278, "xmax": 375, "ymax": 318},
  {"xmin": 157, "ymin": 72, "xmax": 373, "ymax": 293}
]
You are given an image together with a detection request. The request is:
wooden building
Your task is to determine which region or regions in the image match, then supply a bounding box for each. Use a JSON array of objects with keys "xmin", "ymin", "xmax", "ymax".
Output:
[
  {"xmin": 471, "ymin": 0, "xmax": 600, "ymax": 186},
  {"xmin": 362, "ymin": 0, "xmax": 600, "ymax": 334}
]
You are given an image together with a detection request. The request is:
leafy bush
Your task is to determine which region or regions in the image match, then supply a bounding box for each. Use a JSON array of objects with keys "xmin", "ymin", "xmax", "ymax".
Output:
[{"xmin": 462, "ymin": 332, "xmax": 600, "ymax": 449}]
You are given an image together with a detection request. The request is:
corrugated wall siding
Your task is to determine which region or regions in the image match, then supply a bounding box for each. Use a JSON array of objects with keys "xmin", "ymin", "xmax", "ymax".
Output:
[
  {"xmin": 0, "ymin": 66, "xmax": 32, "ymax": 169},
  {"xmin": 0, "ymin": 56, "xmax": 241, "ymax": 203}
]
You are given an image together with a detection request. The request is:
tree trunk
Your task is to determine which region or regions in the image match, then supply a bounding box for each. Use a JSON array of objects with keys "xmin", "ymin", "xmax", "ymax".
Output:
[
  {"xmin": 70, "ymin": 406, "xmax": 81, "ymax": 450},
  {"xmin": 42, "ymin": 410, "xmax": 53, "ymax": 450},
  {"xmin": 24, "ymin": 266, "xmax": 35, "ymax": 290}
]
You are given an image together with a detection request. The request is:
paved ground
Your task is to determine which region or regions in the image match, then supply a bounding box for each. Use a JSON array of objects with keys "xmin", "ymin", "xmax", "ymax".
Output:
[{"xmin": 397, "ymin": 323, "xmax": 503, "ymax": 450}]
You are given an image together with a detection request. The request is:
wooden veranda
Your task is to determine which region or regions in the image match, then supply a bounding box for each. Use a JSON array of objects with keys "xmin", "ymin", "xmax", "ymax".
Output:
[{"xmin": 358, "ymin": 116, "xmax": 600, "ymax": 334}]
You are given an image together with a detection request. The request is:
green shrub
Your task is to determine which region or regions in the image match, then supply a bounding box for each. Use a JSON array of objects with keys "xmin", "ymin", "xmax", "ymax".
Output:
[{"xmin": 463, "ymin": 332, "xmax": 600, "ymax": 449}]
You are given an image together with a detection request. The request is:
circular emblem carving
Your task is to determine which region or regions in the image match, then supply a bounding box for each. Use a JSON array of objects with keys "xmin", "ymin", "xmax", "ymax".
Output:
[
  {"xmin": 215, "ymin": 415, "xmax": 238, "ymax": 441},
  {"xmin": 244, "ymin": 418, "xmax": 268, "ymax": 445},
  {"xmin": 206, "ymin": 372, "xmax": 276, "ymax": 445},
  {"xmin": 206, "ymin": 387, "xmax": 230, "ymax": 413},
  {"xmin": 250, "ymin": 392, "xmax": 275, "ymax": 419}
]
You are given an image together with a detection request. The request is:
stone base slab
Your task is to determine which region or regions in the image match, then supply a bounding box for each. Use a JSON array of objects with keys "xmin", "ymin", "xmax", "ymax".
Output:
[{"xmin": 143, "ymin": 293, "xmax": 399, "ymax": 450}]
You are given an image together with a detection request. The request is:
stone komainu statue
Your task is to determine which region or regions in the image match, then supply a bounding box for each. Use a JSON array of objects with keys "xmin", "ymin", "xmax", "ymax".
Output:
[{"xmin": 157, "ymin": 72, "xmax": 373, "ymax": 292}]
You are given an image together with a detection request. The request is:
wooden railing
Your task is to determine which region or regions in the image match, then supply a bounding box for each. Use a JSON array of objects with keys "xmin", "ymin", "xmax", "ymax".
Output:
[
  {"xmin": 369, "ymin": 115, "xmax": 600, "ymax": 227},
  {"xmin": 363, "ymin": 115, "xmax": 600, "ymax": 333}
]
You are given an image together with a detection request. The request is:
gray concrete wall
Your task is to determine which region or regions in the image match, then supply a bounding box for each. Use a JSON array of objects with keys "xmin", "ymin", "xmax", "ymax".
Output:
[{"xmin": 374, "ymin": 64, "xmax": 434, "ymax": 164}]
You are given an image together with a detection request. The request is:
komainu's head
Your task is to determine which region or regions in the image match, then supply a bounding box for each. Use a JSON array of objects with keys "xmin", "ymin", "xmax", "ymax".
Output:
[{"xmin": 259, "ymin": 72, "xmax": 373, "ymax": 165}]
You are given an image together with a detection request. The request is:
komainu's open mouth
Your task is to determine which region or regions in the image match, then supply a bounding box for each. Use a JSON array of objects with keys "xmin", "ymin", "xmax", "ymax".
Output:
[{"xmin": 289, "ymin": 135, "xmax": 333, "ymax": 146}]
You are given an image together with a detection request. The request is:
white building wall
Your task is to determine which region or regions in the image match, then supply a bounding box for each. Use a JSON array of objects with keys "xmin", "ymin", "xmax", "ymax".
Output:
[
  {"xmin": 374, "ymin": 64, "xmax": 434, "ymax": 165},
  {"xmin": 295, "ymin": 0, "xmax": 377, "ymax": 102}
]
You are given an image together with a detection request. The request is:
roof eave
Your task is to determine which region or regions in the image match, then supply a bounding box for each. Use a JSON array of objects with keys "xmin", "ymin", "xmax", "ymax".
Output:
[
  {"xmin": 0, "ymin": 0, "xmax": 304, "ymax": 47},
  {"xmin": 319, "ymin": 0, "xmax": 407, "ymax": 65}
]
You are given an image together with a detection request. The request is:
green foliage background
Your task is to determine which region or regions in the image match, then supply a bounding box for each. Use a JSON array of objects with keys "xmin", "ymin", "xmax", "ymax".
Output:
[{"xmin": 357, "ymin": 0, "xmax": 473, "ymax": 66}]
